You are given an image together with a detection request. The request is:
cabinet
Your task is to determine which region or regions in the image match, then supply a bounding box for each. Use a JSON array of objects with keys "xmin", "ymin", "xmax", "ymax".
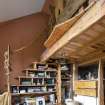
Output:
[
  {"xmin": 74, "ymin": 64, "xmax": 98, "ymax": 97},
  {"xmin": 74, "ymin": 80, "xmax": 97, "ymax": 96}
]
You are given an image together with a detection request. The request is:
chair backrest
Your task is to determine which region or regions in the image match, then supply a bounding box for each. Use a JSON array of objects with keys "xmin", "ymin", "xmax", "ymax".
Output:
[{"xmin": 0, "ymin": 92, "xmax": 10, "ymax": 105}]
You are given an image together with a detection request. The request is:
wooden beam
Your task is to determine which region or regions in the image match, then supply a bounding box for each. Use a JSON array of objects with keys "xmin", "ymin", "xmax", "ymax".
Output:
[
  {"xmin": 44, "ymin": 12, "xmax": 84, "ymax": 48},
  {"xmin": 98, "ymin": 60, "xmax": 104, "ymax": 105},
  {"xmin": 4, "ymin": 45, "xmax": 11, "ymax": 105},
  {"xmin": 41, "ymin": 1, "xmax": 104, "ymax": 62}
]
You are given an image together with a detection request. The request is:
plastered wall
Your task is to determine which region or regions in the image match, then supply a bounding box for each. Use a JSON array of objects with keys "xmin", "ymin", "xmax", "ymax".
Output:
[{"xmin": 0, "ymin": 12, "xmax": 49, "ymax": 91}]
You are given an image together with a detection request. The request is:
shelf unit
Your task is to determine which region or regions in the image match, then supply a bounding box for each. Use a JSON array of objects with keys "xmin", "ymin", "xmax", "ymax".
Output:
[
  {"xmin": 12, "ymin": 91, "xmax": 56, "ymax": 97},
  {"xmin": 11, "ymin": 62, "xmax": 61, "ymax": 105},
  {"xmin": 60, "ymin": 63, "xmax": 71, "ymax": 104}
]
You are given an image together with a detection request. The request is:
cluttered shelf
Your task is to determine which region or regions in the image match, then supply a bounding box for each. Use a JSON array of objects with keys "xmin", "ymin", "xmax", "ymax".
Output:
[
  {"xmin": 61, "ymin": 78, "xmax": 70, "ymax": 80},
  {"xmin": 76, "ymin": 80, "xmax": 98, "ymax": 82},
  {"xmin": 23, "ymin": 69, "xmax": 57, "ymax": 72},
  {"xmin": 11, "ymin": 91, "xmax": 56, "ymax": 97},
  {"xmin": 11, "ymin": 84, "xmax": 56, "ymax": 87},
  {"xmin": 16, "ymin": 76, "xmax": 56, "ymax": 79}
]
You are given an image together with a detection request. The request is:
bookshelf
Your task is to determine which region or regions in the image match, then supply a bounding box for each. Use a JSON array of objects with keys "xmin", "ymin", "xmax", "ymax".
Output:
[
  {"xmin": 11, "ymin": 62, "xmax": 59, "ymax": 105},
  {"xmin": 60, "ymin": 63, "xmax": 71, "ymax": 104}
]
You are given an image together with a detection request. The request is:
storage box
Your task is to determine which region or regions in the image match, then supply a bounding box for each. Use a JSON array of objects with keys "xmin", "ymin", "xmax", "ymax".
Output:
[{"xmin": 36, "ymin": 97, "xmax": 45, "ymax": 105}]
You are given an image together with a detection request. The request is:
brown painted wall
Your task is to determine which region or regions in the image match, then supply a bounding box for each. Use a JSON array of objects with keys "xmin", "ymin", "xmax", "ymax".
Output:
[{"xmin": 0, "ymin": 12, "xmax": 49, "ymax": 92}]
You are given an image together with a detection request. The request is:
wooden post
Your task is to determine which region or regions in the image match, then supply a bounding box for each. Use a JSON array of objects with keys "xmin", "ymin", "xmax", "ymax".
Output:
[
  {"xmin": 54, "ymin": 0, "xmax": 64, "ymax": 21},
  {"xmin": 4, "ymin": 45, "xmax": 11, "ymax": 105},
  {"xmin": 72, "ymin": 63, "xmax": 78, "ymax": 92},
  {"xmin": 56, "ymin": 64, "xmax": 61, "ymax": 104},
  {"xmin": 98, "ymin": 60, "xmax": 104, "ymax": 105},
  {"xmin": 26, "ymin": 71, "xmax": 28, "ymax": 76}
]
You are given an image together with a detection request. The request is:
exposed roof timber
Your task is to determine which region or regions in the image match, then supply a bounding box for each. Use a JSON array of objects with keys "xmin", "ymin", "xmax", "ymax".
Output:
[
  {"xmin": 41, "ymin": 0, "xmax": 105, "ymax": 62},
  {"xmin": 56, "ymin": 21, "xmax": 105, "ymax": 64},
  {"xmin": 79, "ymin": 51, "xmax": 105, "ymax": 66},
  {"xmin": 70, "ymin": 30, "xmax": 105, "ymax": 56}
]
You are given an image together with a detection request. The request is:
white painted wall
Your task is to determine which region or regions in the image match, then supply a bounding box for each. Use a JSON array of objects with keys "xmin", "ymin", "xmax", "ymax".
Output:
[
  {"xmin": 74, "ymin": 95, "xmax": 98, "ymax": 105},
  {"xmin": 0, "ymin": 0, "xmax": 45, "ymax": 22}
]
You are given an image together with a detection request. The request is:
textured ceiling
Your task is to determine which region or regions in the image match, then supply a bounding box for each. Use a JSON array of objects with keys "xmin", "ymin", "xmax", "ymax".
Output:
[{"xmin": 0, "ymin": 0, "xmax": 45, "ymax": 22}]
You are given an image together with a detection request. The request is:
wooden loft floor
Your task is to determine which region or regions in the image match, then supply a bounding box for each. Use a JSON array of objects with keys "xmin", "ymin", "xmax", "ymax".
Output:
[
  {"xmin": 41, "ymin": 0, "xmax": 105, "ymax": 65},
  {"xmin": 44, "ymin": 12, "xmax": 84, "ymax": 48},
  {"xmin": 44, "ymin": 0, "xmax": 95, "ymax": 48}
]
